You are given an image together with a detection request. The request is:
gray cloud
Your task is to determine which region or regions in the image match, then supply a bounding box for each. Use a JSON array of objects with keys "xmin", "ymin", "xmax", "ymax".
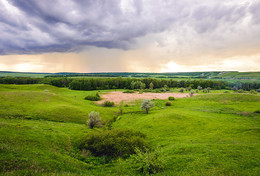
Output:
[{"xmin": 0, "ymin": 0, "xmax": 259, "ymax": 55}]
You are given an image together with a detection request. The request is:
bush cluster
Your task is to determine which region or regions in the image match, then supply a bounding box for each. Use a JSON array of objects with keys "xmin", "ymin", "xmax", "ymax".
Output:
[
  {"xmin": 250, "ymin": 90, "xmax": 257, "ymax": 94},
  {"xmin": 232, "ymin": 86, "xmax": 238, "ymax": 91},
  {"xmin": 203, "ymin": 87, "xmax": 211, "ymax": 93},
  {"xmin": 186, "ymin": 87, "xmax": 192, "ymax": 91},
  {"xmin": 130, "ymin": 147, "xmax": 165, "ymax": 174},
  {"xmin": 165, "ymin": 101, "xmax": 172, "ymax": 106},
  {"xmin": 168, "ymin": 96, "xmax": 175, "ymax": 100},
  {"xmin": 189, "ymin": 91, "xmax": 195, "ymax": 97},
  {"xmin": 123, "ymin": 90, "xmax": 135, "ymax": 93},
  {"xmin": 197, "ymin": 86, "xmax": 203, "ymax": 90},
  {"xmin": 103, "ymin": 101, "xmax": 115, "ymax": 107},
  {"xmin": 79, "ymin": 129, "xmax": 148, "ymax": 158},
  {"xmin": 237, "ymin": 89, "xmax": 245, "ymax": 93},
  {"xmin": 254, "ymin": 110, "xmax": 260, "ymax": 114},
  {"xmin": 85, "ymin": 93, "xmax": 101, "ymax": 101}
]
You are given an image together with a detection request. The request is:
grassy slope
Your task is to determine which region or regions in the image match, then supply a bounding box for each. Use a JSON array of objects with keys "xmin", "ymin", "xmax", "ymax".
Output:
[
  {"xmin": 0, "ymin": 119, "xmax": 91, "ymax": 175},
  {"xmin": 0, "ymin": 72, "xmax": 49, "ymax": 78},
  {"xmin": 0, "ymin": 84, "xmax": 119, "ymax": 175},
  {"xmin": 0, "ymin": 84, "xmax": 116, "ymax": 123},
  {"xmin": 113, "ymin": 94, "xmax": 260, "ymax": 175},
  {"xmin": 0, "ymin": 84, "xmax": 260, "ymax": 175},
  {"xmin": 220, "ymin": 72, "xmax": 260, "ymax": 79}
]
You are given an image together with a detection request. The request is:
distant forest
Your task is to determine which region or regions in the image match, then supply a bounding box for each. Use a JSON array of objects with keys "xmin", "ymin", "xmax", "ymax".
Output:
[{"xmin": 0, "ymin": 76, "xmax": 260, "ymax": 91}]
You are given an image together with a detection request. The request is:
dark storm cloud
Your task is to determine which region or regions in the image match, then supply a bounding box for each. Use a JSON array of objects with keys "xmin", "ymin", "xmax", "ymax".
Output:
[
  {"xmin": 191, "ymin": 3, "xmax": 247, "ymax": 33},
  {"xmin": 0, "ymin": 0, "xmax": 259, "ymax": 55}
]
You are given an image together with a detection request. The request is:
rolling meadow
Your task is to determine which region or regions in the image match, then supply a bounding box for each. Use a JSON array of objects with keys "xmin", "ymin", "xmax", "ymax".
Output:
[{"xmin": 0, "ymin": 81, "xmax": 260, "ymax": 175}]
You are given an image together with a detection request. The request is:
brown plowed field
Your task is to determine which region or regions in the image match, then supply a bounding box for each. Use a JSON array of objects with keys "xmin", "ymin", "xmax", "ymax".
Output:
[{"xmin": 97, "ymin": 91, "xmax": 192, "ymax": 104}]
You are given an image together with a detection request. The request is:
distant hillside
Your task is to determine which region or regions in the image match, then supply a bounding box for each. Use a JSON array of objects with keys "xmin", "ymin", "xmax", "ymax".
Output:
[
  {"xmin": 0, "ymin": 71, "xmax": 51, "ymax": 78},
  {"xmin": 211, "ymin": 71, "xmax": 260, "ymax": 80},
  {"xmin": 1, "ymin": 71, "xmax": 260, "ymax": 80}
]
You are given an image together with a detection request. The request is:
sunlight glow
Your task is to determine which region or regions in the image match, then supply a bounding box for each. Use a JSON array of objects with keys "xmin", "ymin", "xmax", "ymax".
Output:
[
  {"xmin": 13, "ymin": 63, "xmax": 44, "ymax": 72},
  {"xmin": 161, "ymin": 61, "xmax": 186, "ymax": 72}
]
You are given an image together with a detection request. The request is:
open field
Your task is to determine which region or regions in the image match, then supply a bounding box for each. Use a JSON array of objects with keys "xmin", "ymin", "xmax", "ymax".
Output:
[
  {"xmin": 0, "ymin": 84, "xmax": 260, "ymax": 175},
  {"xmin": 97, "ymin": 91, "xmax": 192, "ymax": 104}
]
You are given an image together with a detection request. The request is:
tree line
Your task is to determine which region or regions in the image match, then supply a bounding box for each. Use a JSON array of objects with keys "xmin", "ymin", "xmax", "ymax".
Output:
[{"xmin": 0, "ymin": 76, "xmax": 260, "ymax": 90}]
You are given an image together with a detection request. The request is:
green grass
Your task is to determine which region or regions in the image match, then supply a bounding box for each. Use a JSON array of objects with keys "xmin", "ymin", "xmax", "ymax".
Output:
[
  {"xmin": 113, "ymin": 94, "xmax": 260, "ymax": 175},
  {"xmin": 0, "ymin": 84, "xmax": 116, "ymax": 123},
  {"xmin": 0, "ymin": 118, "xmax": 91, "ymax": 175},
  {"xmin": 0, "ymin": 84, "xmax": 260, "ymax": 175}
]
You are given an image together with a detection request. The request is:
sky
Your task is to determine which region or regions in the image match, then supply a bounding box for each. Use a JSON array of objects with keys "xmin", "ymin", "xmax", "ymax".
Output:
[{"xmin": 0, "ymin": 0, "xmax": 260, "ymax": 73}]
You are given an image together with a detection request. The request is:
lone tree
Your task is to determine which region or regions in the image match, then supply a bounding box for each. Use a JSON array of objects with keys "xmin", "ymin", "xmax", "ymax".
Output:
[
  {"xmin": 140, "ymin": 82, "xmax": 146, "ymax": 90},
  {"xmin": 189, "ymin": 90, "xmax": 195, "ymax": 97},
  {"xmin": 141, "ymin": 99, "xmax": 154, "ymax": 114},
  {"xmin": 131, "ymin": 81, "xmax": 136, "ymax": 89},
  {"xmin": 197, "ymin": 86, "xmax": 203, "ymax": 90},
  {"xmin": 149, "ymin": 82, "xmax": 154, "ymax": 90},
  {"xmin": 87, "ymin": 111, "xmax": 101, "ymax": 129}
]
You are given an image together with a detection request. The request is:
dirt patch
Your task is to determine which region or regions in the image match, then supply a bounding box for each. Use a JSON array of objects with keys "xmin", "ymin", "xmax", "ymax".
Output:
[{"xmin": 97, "ymin": 91, "xmax": 192, "ymax": 104}]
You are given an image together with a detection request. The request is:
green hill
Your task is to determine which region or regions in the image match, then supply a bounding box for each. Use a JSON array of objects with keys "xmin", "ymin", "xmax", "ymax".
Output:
[{"xmin": 0, "ymin": 84, "xmax": 260, "ymax": 175}]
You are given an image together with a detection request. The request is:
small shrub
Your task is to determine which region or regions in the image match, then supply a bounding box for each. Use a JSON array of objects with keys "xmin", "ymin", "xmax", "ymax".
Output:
[
  {"xmin": 237, "ymin": 89, "xmax": 244, "ymax": 93},
  {"xmin": 232, "ymin": 86, "xmax": 238, "ymax": 91},
  {"xmin": 250, "ymin": 90, "xmax": 257, "ymax": 94},
  {"xmin": 197, "ymin": 86, "xmax": 202, "ymax": 90},
  {"xmin": 152, "ymin": 89, "xmax": 161, "ymax": 93},
  {"xmin": 130, "ymin": 147, "xmax": 165, "ymax": 174},
  {"xmin": 141, "ymin": 100, "xmax": 154, "ymax": 114},
  {"xmin": 254, "ymin": 110, "xmax": 260, "ymax": 114},
  {"xmin": 123, "ymin": 90, "xmax": 135, "ymax": 93},
  {"xmin": 79, "ymin": 129, "xmax": 148, "ymax": 158},
  {"xmin": 179, "ymin": 88, "xmax": 184, "ymax": 93},
  {"xmin": 189, "ymin": 91, "xmax": 195, "ymax": 97},
  {"xmin": 160, "ymin": 88, "xmax": 166, "ymax": 92},
  {"xmin": 165, "ymin": 101, "xmax": 172, "ymax": 106},
  {"xmin": 103, "ymin": 101, "xmax": 115, "ymax": 107},
  {"xmin": 85, "ymin": 93, "xmax": 101, "ymax": 101},
  {"xmin": 168, "ymin": 96, "xmax": 175, "ymax": 100},
  {"xmin": 143, "ymin": 89, "xmax": 151, "ymax": 92},
  {"xmin": 224, "ymin": 91, "xmax": 229, "ymax": 93},
  {"xmin": 87, "ymin": 111, "xmax": 101, "ymax": 129},
  {"xmin": 256, "ymin": 89, "xmax": 260, "ymax": 93},
  {"xmin": 140, "ymin": 83, "xmax": 146, "ymax": 90},
  {"xmin": 195, "ymin": 89, "xmax": 198, "ymax": 93},
  {"xmin": 149, "ymin": 82, "xmax": 154, "ymax": 90},
  {"xmin": 203, "ymin": 88, "xmax": 208, "ymax": 93},
  {"xmin": 164, "ymin": 85, "xmax": 170, "ymax": 91}
]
